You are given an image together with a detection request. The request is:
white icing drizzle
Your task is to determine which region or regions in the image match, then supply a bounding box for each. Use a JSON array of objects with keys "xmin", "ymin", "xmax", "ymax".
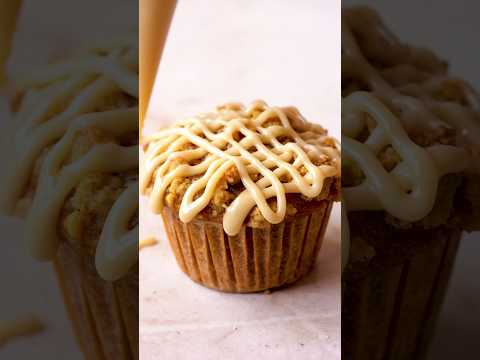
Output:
[
  {"xmin": 141, "ymin": 101, "xmax": 340, "ymax": 236},
  {"xmin": 342, "ymin": 8, "xmax": 480, "ymax": 267},
  {"xmin": 0, "ymin": 36, "xmax": 138, "ymax": 281}
]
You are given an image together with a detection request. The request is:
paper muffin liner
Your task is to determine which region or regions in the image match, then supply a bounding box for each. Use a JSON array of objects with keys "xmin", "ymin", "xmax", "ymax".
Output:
[
  {"xmin": 342, "ymin": 228, "xmax": 461, "ymax": 360},
  {"xmin": 54, "ymin": 240, "xmax": 138, "ymax": 360},
  {"xmin": 161, "ymin": 200, "xmax": 333, "ymax": 293}
]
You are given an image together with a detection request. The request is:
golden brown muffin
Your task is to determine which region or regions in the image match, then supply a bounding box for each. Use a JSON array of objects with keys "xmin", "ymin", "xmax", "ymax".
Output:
[{"xmin": 141, "ymin": 100, "xmax": 340, "ymax": 292}]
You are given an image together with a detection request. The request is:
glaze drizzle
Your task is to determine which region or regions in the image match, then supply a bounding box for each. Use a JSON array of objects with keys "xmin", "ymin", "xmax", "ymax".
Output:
[{"xmin": 141, "ymin": 101, "xmax": 340, "ymax": 236}]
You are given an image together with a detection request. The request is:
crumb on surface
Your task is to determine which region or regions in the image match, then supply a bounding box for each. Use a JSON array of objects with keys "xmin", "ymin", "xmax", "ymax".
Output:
[
  {"xmin": 139, "ymin": 237, "xmax": 158, "ymax": 250},
  {"xmin": 0, "ymin": 315, "xmax": 44, "ymax": 346}
]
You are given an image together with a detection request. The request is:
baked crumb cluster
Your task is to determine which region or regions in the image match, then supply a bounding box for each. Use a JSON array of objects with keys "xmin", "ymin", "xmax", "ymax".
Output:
[
  {"xmin": 342, "ymin": 7, "xmax": 480, "ymax": 230},
  {"xmin": 143, "ymin": 102, "xmax": 340, "ymax": 228}
]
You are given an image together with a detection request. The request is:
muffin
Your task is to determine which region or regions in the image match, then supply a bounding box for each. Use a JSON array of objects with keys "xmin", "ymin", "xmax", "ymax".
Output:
[
  {"xmin": 0, "ymin": 36, "xmax": 139, "ymax": 359},
  {"xmin": 141, "ymin": 100, "xmax": 340, "ymax": 293},
  {"xmin": 342, "ymin": 7, "xmax": 480, "ymax": 360}
]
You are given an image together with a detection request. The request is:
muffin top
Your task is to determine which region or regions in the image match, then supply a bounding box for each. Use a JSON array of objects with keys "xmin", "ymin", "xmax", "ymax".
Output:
[
  {"xmin": 141, "ymin": 100, "xmax": 340, "ymax": 236},
  {"xmin": 342, "ymin": 7, "xmax": 480, "ymax": 269},
  {"xmin": 0, "ymin": 36, "xmax": 139, "ymax": 281}
]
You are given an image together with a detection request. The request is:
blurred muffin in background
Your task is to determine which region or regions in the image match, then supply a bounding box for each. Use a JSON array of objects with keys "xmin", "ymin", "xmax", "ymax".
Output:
[
  {"xmin": 342, "ymin": 6, "xmax": 480, "ymax": 360},
  {"xmin": 0, "ymin": 36, "xmax": 139, "ymax": 359}
]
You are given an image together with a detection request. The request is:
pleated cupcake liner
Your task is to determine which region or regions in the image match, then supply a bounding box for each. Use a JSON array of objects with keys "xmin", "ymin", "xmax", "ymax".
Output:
[
  {"xmin": 342, "ymin": 229, "xmax": 461, "ymax": 360},
  {"xmin": 54, "ymin": 240, "xmax": 138, "ymax": 360},
  {"xmin": 161, "ymin": 201, "xmax": 333, "ymax": 293}
]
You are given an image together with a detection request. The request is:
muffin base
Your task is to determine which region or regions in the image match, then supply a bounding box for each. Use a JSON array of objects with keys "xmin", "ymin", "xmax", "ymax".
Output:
[
  {"xmin": 54, "ymin": 240, "xmax": 138, "ymax": 360},
  {"xmin": 342, "ymin": 226, "xmax": 461, "ymax": 360},
  {"xmin": 161, "ymin": 200, "xmax": 333, "ymax": 293}
]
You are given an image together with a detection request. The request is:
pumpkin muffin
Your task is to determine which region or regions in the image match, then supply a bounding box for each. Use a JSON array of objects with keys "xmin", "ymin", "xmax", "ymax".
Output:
[{"xmin": 141, "ymin": 100, "xmax": 341, "ymax": 293}]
